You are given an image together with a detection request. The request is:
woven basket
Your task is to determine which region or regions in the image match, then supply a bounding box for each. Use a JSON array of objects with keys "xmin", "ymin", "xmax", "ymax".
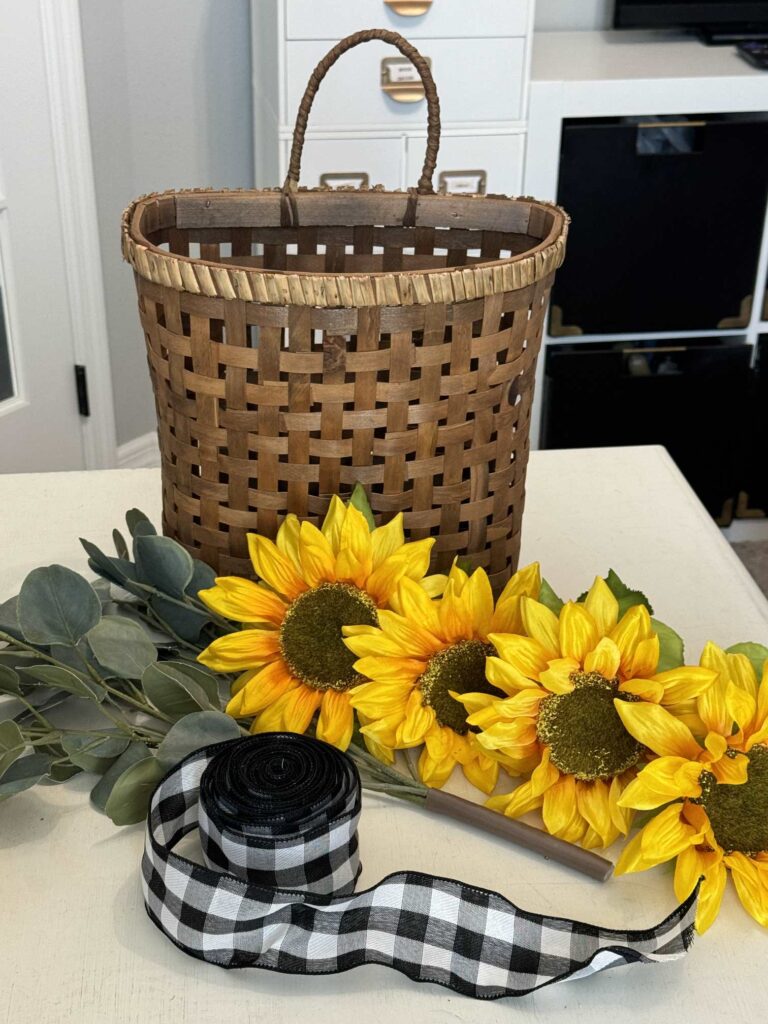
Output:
[{"xmin": 122, "ymin": 29, "xmax": 568, "ymax": 593}]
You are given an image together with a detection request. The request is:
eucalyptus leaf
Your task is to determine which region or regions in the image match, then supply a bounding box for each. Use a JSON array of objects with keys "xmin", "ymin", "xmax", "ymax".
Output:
[
  {"xmin": 134, "ymin": 535, "xmax": 194, "ymax": 598},
  {"xmin": 186, "ymin": 559, "xmax": 216, "ymax": 598},
  {"xmin": 0, "ymin": 719, "xmax": 25, "ymax": 778},
  {"xmin": 18, "ymin": 664, "xmax": 104, "ymax": 702},
  {"xmin": 90, "ymin": 741, "xmax": 150, "ymax": 812},
  {"xmin": 652, "ymin": 619, "xmax": 685, "ymax": 673},
  {"xmin": 0, "ymin": 754, "xmax": 53, "ymax": 800},
  {"xmin": 50, "ymin": 641, "xmax": 101, "ymax": 675},
  {"xmin": 348, "ymin": 482, "xmax": 376, "ymax": 531},
  {"xmin": 112, "ymin": 528, "xmax": 129, "ymax": 560},
  {"xmin": 80, "ymin": 538, "xmax": 144, "ymax": 596},
  {"xmin": 539, "ymin": 579, "xmax": 565, "ymax": 615},
  {"xmin": 126, "ymin": 508, "xmax": 156, "ymax": 538},
  {"xmin": 103, "ymin": 756, "xmax": 164, "ymax": 825},
  {"xmin": 17, "ymin": 565, "xmax": 101, "ymax": 646},
  {"xmin": 0, "ymin": 595, "xmax": 23, "ymax": 641},
  {"xmin": 86, "ymin": 617, "xmax": 157, "ymax": 679},
  {"xmin": 148, "ymin": 595, "xmax": 210, "ymax": 642},
  {"xmin": 0, "ymin": 664, "xmax": 21, "ymax": 696},
  {"xmin": 142, "ymin": 662, "xmax": 218, "ymax": 719},
  {"xmin": 725, "ymin": 642, "xmax": 768, "ymax": 679},
  {"xmin": 156, "ymin": 711, "xmax": 240, "ymax": 769},
  {"xmin": 61, "ymin": 732, "xmax": 130, "ymax": 773}
]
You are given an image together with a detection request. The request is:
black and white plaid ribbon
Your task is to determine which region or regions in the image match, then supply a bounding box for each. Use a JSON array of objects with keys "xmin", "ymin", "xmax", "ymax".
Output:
[{"xmin": 142, "ymin": 734, "xmax": 698, "ymax": 999}]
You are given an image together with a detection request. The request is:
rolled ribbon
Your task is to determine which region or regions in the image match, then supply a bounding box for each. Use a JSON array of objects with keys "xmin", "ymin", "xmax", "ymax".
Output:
[{"xmin": 143, "ymin": 734, "xmax": 698, "ymax": 1000}]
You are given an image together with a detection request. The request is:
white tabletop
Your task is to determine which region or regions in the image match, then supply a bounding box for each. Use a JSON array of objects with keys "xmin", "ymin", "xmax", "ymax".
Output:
[{"xmin": 1, "ymin": 446, "xmax": 767, "ymax": 1023}]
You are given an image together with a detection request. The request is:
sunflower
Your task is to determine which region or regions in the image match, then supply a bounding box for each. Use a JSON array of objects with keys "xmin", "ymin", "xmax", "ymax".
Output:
[
  {"xmin": 344, "ymin": 562, "xmax": 541, "ymax": 793},
  {"xmin": 470, "ymin": 579, "xmax": 716, "ymax": 849},
  {"xmin": 615, "ymin": 642, "xmax": 768, "ymax": 932},
  {"xmin": 196, "ymin": 498, "xmax": 443, "ymax": 750}
]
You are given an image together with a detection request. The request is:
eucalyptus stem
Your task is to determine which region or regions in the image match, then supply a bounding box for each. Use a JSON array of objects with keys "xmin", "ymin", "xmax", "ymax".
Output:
[
  {"xmin": 0, "ymin": 631, "xmax": 69, "ymax": 668},
  {"xmin": 143, "ymin": 605, "xmax": 202, "ymax": 655},
  {"xmin": 14, "ymin": 695, "xmax": 53, "ymax": 730}
]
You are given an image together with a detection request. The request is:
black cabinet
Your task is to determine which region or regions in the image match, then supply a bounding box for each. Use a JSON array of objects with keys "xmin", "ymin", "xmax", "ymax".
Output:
[
  {"xmin": 551, "ymin": 114, "xmax": 768, "ymax": 334},
  {"xmin": 541, "ymin": 337, "xmax": 753, "ymax": 521}
]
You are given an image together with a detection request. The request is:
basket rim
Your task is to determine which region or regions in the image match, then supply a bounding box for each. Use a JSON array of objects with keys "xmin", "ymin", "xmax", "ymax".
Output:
[{"xmin": 122, "ymin": 187, "xmax": 569, "ymax": 309}]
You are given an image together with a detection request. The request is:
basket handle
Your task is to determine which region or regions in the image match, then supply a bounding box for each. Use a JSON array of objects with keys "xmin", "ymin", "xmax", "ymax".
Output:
[{"xmin": 281, "ymin": 28, "xmax": 441, "ymax": 225}]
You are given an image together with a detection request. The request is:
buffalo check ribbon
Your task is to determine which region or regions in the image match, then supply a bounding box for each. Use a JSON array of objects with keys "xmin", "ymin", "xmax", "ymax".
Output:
[{"xmin": 142, "ymin": 733, "xmax": 698, "ymax": 999}]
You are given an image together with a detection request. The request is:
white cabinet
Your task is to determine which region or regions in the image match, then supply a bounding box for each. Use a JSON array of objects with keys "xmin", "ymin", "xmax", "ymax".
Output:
[
  {"xmin": 285, "ymin": 0, "xmax": 530, "ymax": 40},
  {"xmin": 253, "ymin": 0, "xmax": 533, "ymax": 196},
  {"xmin": 285, "ymin": 135, "xmax": 406, "ymax": 190},
  {"xmin": 284, "ymin": 38, "xmax": 527, "ymax": 127},
  {"xmin": 407, "ymin": 132, "xmax": 526, "ymax": 196}
]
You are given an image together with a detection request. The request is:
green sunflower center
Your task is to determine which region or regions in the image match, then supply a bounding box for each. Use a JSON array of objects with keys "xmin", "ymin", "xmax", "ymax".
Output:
[
  {"xmin": 279, "ymin": 582, "xmax": 378, "ymax": 691},
  {"xmin": 700, "ymin": 744, "xmax": 768, "ymax": 855},
  {"xmin": 419, "ymin": 640, "xmax": 499, "ymax": 735},
  {"xmin": 536, "ymin": 671, "xmax": 644, "ymax": 781}
]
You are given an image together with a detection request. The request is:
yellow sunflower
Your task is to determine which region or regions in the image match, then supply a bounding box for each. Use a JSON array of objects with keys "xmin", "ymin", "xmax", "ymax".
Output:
[
  {"xmin": 469, "ymin": 579, "xmax": 716, "ymax": 849},
  {"xmin": 615, "ymin": 642, "xmax": 768, "ymax": 932},
  {"xmin": 197, "ymin": 498, "xmax": 443, "ymax": 750},
  {"xmin": 344, "ymin": 562, "xmax": 541, "ymax": 794}
]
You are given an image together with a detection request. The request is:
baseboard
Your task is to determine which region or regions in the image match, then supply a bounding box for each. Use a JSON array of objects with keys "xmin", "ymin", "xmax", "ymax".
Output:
[{"xmin": 117, "ymin": 431, "xmax": 161, "ymax": 469}]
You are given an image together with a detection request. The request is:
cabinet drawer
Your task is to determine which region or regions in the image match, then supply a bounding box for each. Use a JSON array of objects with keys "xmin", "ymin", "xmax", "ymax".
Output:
[
  {"xmin": 406, "ymin": 133, "xmax": 525, "ymax": 196},
  {"xmin": 285, "ymin": 38, "xmax": 526, "ymax": 127},
  {"xmin": 282, "ymin": 136, "xmax": 405, "ymax": 190},
  {"xmin": 285, "ymin": 0, "xmax": 530, "ymax": 40}
]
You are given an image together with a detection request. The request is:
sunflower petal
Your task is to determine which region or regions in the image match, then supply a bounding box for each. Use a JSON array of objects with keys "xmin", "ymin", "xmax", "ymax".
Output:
[
  {"xmin": 198, "ymin": 577, "xmax": 287, "ymax": 625},
  {"xmin": 275, "ymin": 515, "xmax": 302, "ymax": 570},
  {"xmin": 583, "ymin": 576, "xmax": 619, "ymax": 637},
  {"xmin": 611, "ymin": 604, "xmax": 653, "ymax": 676},
  {"xmin": 320, "ymin": 495, "xmax": 347, "ymax": 554},
  {"xmin": 348, "ymin": 679, "xmax": 412, "ymax": 717},
  {"xmin": 559, "ymin": 603, "xmax": 599, "ymax": 664},
  {"xmin": 489, "ymin": 633, "xmax": 550, "ymax": 678},
  {"xmin": 542, "ymin": 774, "xmax": 587, "ymax": 844},
  {"xmin": 539, "ymin": 658, "xmax": 579, "ymax": 694},
  {"xmin": 390, "ymin": 577, "xmax": 441, "ymax": 637},
  {"xmin": 316, "ymin": 690, "xmax": 355, "ymax": 750},
  {"xmin": 614, "ymin": 699, "xmax": 702, "ymax": 759},
  {"xmin": 608, "ymin": 775, "xmax": 633, "ymax": 834},
  {"xmin": 418, "ymin": 741, "xmax": 457, "ymax": 789},
  {"xmin": 247, "ymin": 533, "xmax": 307, "ymax": 599},
  {"xmin": 226, "ymin": 660, "xmax": 297, "ymax": 717},
  {"xmin": 197, "ymin": 628, "xmax": 281, "ymax": 673},
  {"xmin": 726, "ymin": 651, "xmax": 760, "ymax": 701},
  {"xmin": 463, "ymin": 569, "xmax": 495, "ymax": 639},
  {"xmin": 490, "ymin": 562, "xmax": 541, "ymax": 634},
  {"xmin": 461, "ymin": 749, "xmax": 499, "ymax": 795},
  {"xmin": 396, "ymin": 690, "xmax": 436, "ymax": 747},
  {"xmin": 726, "ymin": 680, "xmax": 756, "ymax": 733},
  {"xmin": 618, "ymin": 757, "xmax": 703, "ymax": 810},
  {"xmin": 370, "ymin": 513, "xmax": 405, "ymax": 568},
  {"xmin": 639, "ymin": 803, "xmax": 702, "ymax": 864},
  {"xmin": 709, "ymin": 748, "xmax": 749, "ymax": 784},
  {"xmin": 656, "ymin": 666, "xmax": 717, "ymax": 707},
  {"xmin": 629, "ymin": 636, "xmax": 660, "ymax": 679},
  {"xmin": 251, "ymin": 684, "xmax": 321, "ymax": 735},
  {"xmin": 583, "ymin": 637, "xmax": 622, "ymax": 679},
  {"xmin": 576, "ymin": 780, "xmax": 615, "ymax": 846},
  {"xmin": 521, "ymin": 598, "xmax": 561, "ymax": 660},
  {"xmin": 695, "ymin": 861, "xmax": 728, "ymax": 933},
  {"xmin": 353, "ymin": 654, "xmax": 425, "ymax": 684},
  {"xmin": 485, "ymin": 655, "xmax": 542, "ymax": 694},
  {"xmin": 295, "ymin": 521, "xmax": 336, "ymax": 587},
  {"xmin": 726, "ymin": 852, "xmax": 768, "ymax": 928},
  {"xmin": 488, "ymin": 779, "xmax": 545, "ymax": 818},
  {"xmin": 673, "ymin": 845, "xmax": 716, "ymax": 903},
  {"xmin": 619, "ymin": 678, "xmax": 665, "ymax": 702}
]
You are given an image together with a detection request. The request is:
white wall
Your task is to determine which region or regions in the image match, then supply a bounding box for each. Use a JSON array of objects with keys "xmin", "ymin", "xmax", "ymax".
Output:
[
  {"xmin": 535, "ymin": 0, "xmax": 612, "ymax": 31},
  {"xmin": 80, "ymin": 0, "xmax": 253, "ymax": 448}
]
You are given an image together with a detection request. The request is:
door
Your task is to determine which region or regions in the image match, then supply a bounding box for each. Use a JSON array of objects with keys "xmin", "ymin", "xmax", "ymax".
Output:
[{"xmin": 0, "ymin": 0, "xmax": 113, "ymax": 471}]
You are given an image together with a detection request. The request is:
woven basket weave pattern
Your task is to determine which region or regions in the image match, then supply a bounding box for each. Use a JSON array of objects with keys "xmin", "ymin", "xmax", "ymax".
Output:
[{"xmin": 123, "ymin": 30, "xmax": 567, "ymax": 592}]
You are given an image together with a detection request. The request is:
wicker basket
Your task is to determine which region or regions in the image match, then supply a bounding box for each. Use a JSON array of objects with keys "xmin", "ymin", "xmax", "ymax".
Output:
[{"xmin": 122, "ymin": 29, "xmax": 568, "ymax": 593}]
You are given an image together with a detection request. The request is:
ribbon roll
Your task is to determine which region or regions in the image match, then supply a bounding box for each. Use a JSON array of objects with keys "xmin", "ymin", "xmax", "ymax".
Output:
[{"xmin": 143, "ymin": 734, "xmax": 698, "ymax": 1000}]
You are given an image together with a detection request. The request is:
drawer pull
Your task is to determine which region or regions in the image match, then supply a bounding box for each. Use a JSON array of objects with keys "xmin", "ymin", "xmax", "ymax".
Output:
[
  {"xmin": 319, "ymin": 172, "xmax": 370, "ymax": 188},
  {"xmin": 383, "ymin": 0, "xmax": 433, "ymax": 14},
  {"xmin": 381, "ymin": 56, "xmax": 431, "ymax": 103},
  {"xmin": 438, "ymin": 169, "xmax": 487, "ymax": 195}
]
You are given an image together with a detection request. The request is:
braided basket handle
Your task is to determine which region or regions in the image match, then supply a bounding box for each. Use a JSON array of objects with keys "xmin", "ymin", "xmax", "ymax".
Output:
[{"xmin": 282, "ymin": 29, "xmax": 441, "ymax": 224}]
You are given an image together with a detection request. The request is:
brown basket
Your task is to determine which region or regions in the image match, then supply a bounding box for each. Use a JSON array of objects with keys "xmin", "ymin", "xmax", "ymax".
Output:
[{"xmin": 122, "ymin": 29, "xmax": 568, "ymax": 593}]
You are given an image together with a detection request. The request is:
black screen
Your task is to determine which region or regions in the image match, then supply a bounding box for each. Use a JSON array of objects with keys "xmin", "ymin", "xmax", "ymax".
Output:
[{"xmin": 615, "ymin": 1, "xmax": 768, "ymax": 28}]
